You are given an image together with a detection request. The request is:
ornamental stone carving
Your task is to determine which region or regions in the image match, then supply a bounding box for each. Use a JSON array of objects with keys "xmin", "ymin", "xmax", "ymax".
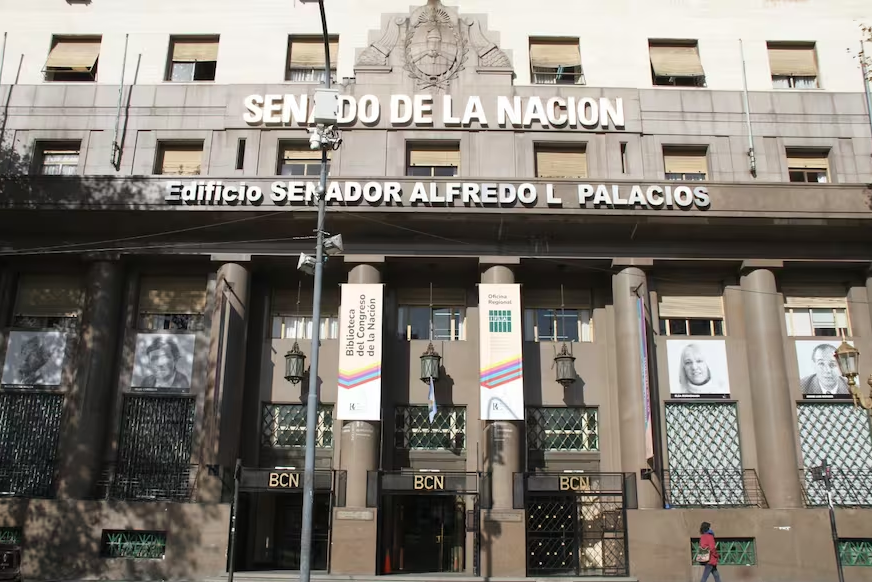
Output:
[{"xmin": 354, "ymin": 0, "xmax": 512, "ymax": 90}]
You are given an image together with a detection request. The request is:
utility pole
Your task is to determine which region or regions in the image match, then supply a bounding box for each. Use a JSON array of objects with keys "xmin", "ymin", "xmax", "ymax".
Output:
[{"xmin": 813, "ymin": 458, "xmax": 845, "ymax": 582}]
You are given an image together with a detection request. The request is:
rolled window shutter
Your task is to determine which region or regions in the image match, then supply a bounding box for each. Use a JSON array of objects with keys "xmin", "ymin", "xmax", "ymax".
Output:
[
  {"xmin": 14, "ymin": 275, "xmax": 84, "ymax": 316},
  {"xmin": 139, "ymin": 277, "xmax": 207, "ymax": 314},
  {"xmin": 786, "ymin": 155, "xmax": 828, "ymax": 170},
  {"xmin": 396, "ymin": 288, "xmax": 466, "ymax": 306},
  {"xmin": 530, "ymin": 41, "xmax": 581, "ymax": 68},
  {"xmin": 523, "ymin": 289, "xmax": 591, "ymax": 308},
  {"xmin": 172, "ymin": 39, "xmax": 219, "ymax": 62},
  {"xmin": 290, "ymin": 39, "xmax": 338, "ymax": 68},
  {"xmin": 273, "ymin": 287, "xmax": 340, "ymax": 314},
  {"xmin": 768, "ymin": 46, "xmax": 817, "ymax": 77},
  {"xmin": 664, "ymin": 153, "xmax": 708, "ymax": 175},
  {"xmin": 782, "ymin": 285, "xmax": 847, "ymax": 309},
  {"xmin": 45, "ymin": 39, "xmax": 101, "ymax": 71},
  {"xmin": 649, "ymin": 44, "xmax": 704, "ymax": 77},
  {"xmin": 282, "ymin": 146, "xmax": 325, "ymax": 161},
  {"xmin": 536, "ymin": 149, "xmax": 587, "ymax": 178},
  {"xmin": 161, "ymin": 147, "xmax": 203, "ymax": 175},
  {"xmin": 409, "ymin": 148, "xmax": 460, "ymax": 167},
  {"xmin": 657, "ymin": 283, "xmax": 723, "ymax": 319}
]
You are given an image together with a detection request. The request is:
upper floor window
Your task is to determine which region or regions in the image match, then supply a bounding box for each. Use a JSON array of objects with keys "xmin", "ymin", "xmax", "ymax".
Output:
[
  {"xmin": 663, "ymin": 146, "xmax": 708, "ymax": 181},
  {"xmin": 657, "ymin": 284, "xmax": 725, "ymax": 336},
  {"xmin": 12, "ymin": 275, "xmax": 84, "ymax": 333},
  {"xmin": 768, "ymin": 42, "xmax": 819, "ymax": 89},
  {"xmin": 396, "ymin": 287, "xmax": 466, "ymax": 341},
  {"xmin": 523, "ymin": 288, "xmax": 593, "ymax": 342},
  {"xmin": 649, "ymin": 40, "xmax": 705, "ymax": 87},
  {"xmin": 783, "ymin": 288, "xmax": 849, "ymax": 337},
  {"xmin": 277, "ymin": 142, "xmax": 330, "ymax": 176},
  {"xmin": 787, "ymin": 149, "xmax": 829, "ymax": 183},
  {"xmin": 166, "ymin": 36, "xmax": 219, "ymax": 82},
  {"xmin": 287, "ymin": 36, "xmax": 337, "ymax": 83},
  {"xmin": 271, "ymin": 287, "xmax": 340, "ymax": 340},
  {"xmin": 43, "ymin": 36, "xmax": 101, "ymax": 82},
  {"xmin": 394, "ymin": 405, "xmax": 466, "ymax": 451},
  {"xmin": 534, "ymin": 144, "xmax": 587, "ymax": 179},
  {"xmin": 156, "ymin": 142, "xmax": 203, "ymax": 176},
  {"xmin": 35, "ymin": 142, "xmax": 80, "ymax": 176},
  {"xmin": 529, "ymin": 38, "xmax": 584, "ymax": 85},
  {"xmin": 137, "ymin": 277, "xmax": 207, "ymax": 332},
  {"xmin": 406, "ymin": 143, "xmax": 459, "ymax": 177}
]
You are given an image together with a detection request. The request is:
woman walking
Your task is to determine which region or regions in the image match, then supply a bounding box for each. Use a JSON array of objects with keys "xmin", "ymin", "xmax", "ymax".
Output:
[{"xmin": 696, "ymin": 521, "xmax": 722, "ymax": 582}]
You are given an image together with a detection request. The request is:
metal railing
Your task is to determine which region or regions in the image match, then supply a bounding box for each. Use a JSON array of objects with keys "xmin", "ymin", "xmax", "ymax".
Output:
[
  {"xmin": 799, "ymin": 468, "xmax": 872, "ymax": 508},
  {"xmin": 96, "ymin": 463, "xmax": 198, "ymax": 502},
  {"xmin": 663, "ymin": 469, "xmax": 768, "ymax": 508}
]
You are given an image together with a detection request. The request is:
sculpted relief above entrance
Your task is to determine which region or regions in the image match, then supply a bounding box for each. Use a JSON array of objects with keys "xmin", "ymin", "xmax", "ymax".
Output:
[{"xmin": 355, "ymin": 0, "xmax": 512, "ymax": 90}]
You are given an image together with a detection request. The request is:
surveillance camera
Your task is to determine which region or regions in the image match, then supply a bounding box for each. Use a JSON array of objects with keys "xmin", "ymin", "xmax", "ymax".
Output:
[
  {"xmin": 297, "ymin": 252, "xmax": 317, "ymax": 276},
  {"xmin": 323, "ymin": 234, "xmax": 344, "ymax": 256},
  {"xmin": 315, "ymin": 184, "xmax": 325, "ymax": 196},
  {"xmin": 309, "ymin": 130, "xmax": 322, "ymax": 151}
]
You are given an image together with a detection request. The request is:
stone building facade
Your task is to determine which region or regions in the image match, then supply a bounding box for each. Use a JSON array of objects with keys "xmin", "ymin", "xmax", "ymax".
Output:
[{"xmin": 1, "ymin": 0, "xmax": 872, "ymax": 580}]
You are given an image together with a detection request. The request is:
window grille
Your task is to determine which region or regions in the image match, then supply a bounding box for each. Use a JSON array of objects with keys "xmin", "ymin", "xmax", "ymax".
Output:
[
  {"xmin": 840, "ymin": 539, "xmax": 872, "ymax": 567},
  {"xmin": 394, "ymin": 406, "xmax": 466, "ymax": 451},
  {"xmin": 0, "ymin": 528, "xmax": 22, "ymax": 545},
  {"xmin": 100, "ymin": 530, "xmax": 167, "ymax": 559},
  {"xmin": 527, "ymin": 407, "xmax": 599, "ymax": 451},
  {"xmin": 797, "ymin": 403, "xmax": 872, "ymax": 506},
  {"xmin": 690, "ymin": 538, "xmax": 756, "ymax": 566},
  {"xmin": 261, "ymin": 403, "xmax": 334, "ymax": 449},
  {"xmin": 665, "ymin": 403, "xmax": 747, "ymax": 506},
  {"xmin": 0, "ymin": 393, "xmax": 64, "ymax": 498},
  {"xmin": 113, "ymin": 396, "xmax": 196, "ymax": 501}
]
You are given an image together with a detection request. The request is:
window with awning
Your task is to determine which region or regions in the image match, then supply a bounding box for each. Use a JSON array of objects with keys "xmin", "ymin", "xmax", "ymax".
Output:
[
  {"xmin": 783, "ymin": 285, "xmax": 849, "ymax": 337},
  {"xmin": 406, "ymin": 144, "xmax": 460, "ymax": 177},
  {"xmin": 535, "ymin": 145, "xmax": 587, "ymax": 179},
  {"xmin": 529, "ymin": 39, "xmax": 584, "ymax": 85},
  {"xmin": 278, "ymin": 142, "xmax": 331, "ymax": 176},
  {"xmin": 43, "ymin": 37, "xmax": 101, "ymax": 82},
  {"xmin": 287, "ymin": 37, "xmax": 338, "ymax": 83},
  {"xmin": 786, "ymin": 148, "xmax": 829, "ymax": 183},
  {"xmin": 768, "ymin": 42, "xmax": 819, "ymax": 89},
  {"xmin": 663, "ymin": 146, "xmax": 709, "ymax": 181},
  {"xmin": 156, "ymin": 143, "xmax": 204, "ymax": 176},
  {"xmin": 649, "ymin": 40, "xmax": 705, "ymax": 87},
  {"xmin": 138, "ymin": 276, "xmax": 208, "ymax": 332},
  {"xmin": 167, "ymin": 36, "xmax": 219, "ymax": 82},
  {"xmin": 657, "ymin": 282, "xmax": 725, "ymax": 337}
]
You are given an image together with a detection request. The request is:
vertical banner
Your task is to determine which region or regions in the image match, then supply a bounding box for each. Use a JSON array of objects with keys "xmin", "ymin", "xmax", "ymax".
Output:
[
  {"xmin": 336, "ymin": 284, "xmax": 384, "ymax": 421},
  {"xmin": 638, "ymin": 298, "xmax": 654, "ymax": 462},
  {"xmin": 479, "ymin": 284, "xmax": 524, "ymax": 420}
]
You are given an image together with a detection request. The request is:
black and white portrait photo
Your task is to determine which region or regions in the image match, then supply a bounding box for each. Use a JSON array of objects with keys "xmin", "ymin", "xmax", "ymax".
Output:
[
  {"xmin": 1, "ymin": 331, "xmax": 68, "ymax": 387},
  {"xmin": 667, "ymin": 339, "xmax": 731, "ymax": 398},
  {"xmin": 131, "ymin": 333, "xmax": 195, "ymax": 393},
  {"xmin": 796, "ymin": 340, "xmax": 851, "ymax": 399}
]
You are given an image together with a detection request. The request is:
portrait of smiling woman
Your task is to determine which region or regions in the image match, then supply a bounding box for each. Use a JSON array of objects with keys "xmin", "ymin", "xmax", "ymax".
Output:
[{"xmin": 667, "ymin": 339, "xmax": 731, "ymax": 398}]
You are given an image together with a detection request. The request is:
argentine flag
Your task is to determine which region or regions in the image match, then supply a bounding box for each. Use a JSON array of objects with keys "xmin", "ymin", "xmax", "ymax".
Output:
[{"xmin": 428, "ymin": 377, "xmax": 437, "ymax": 423}]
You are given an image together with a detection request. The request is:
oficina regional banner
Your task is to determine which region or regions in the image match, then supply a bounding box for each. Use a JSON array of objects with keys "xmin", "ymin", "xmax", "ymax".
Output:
[
  {"xmin": 479, "ymin": 284, "xmax": 524, "ymax": 420},
  {"xmin": 337, "ymin": 284, "xmax": 384, "ymax": 421}
]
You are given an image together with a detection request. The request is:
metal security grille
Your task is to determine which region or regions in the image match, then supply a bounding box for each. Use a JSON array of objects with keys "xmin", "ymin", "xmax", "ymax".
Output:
[
  {"xmin": 261, "ymin": 403, "xmax": 334, "ymax": 448},
  {"xmin": 665, "ymin": 403, "xmax": 747, "ymax": 507},
  {"xmin": 113, "ymin": 396, "xmax": 196, "ymax": 501},
  {"xmin": 100, "ymin": 530, "xmax": 167, "ymax": 559},
  {"xmin": 690, "ymin": 538, "xmax": 757, "ymax": 566},
  {"xmin": 797, "ymin": 403, "xmax": 872, "ymax": 507},
  {"xmin": 394, "ymin": 406, "xmax": 466, "ymax": 450},
  {"xmin": 526, "ymin": 493, "xmax": 627, "ymax": 576},
  {"xmin": 0, "ymin": 528, "xmax": 21, "ymax": 544},
  {"xmin": 0, "ymin": 392, "xmax": 64, "ymax": 498},
  {"xmin": 527, "ymin": 407, "xmax": 599, "ymax": 451},
  {"xmin": 839, "ymin": 539, "xmax": 872, "ymax": 567}
]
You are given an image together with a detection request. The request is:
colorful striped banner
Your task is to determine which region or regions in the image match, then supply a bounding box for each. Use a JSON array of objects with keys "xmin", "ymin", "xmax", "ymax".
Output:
[
  {"xmin": 480, "ymin": 357, "xmax": 523, "ymax": 389},
  {"xmin": 338, "ymin": 363, "xmax": 382, "ymax": 390}
]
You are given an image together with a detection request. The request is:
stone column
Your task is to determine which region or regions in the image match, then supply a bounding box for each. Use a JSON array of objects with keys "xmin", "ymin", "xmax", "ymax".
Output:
[
  {"xmin": 741, "ymin": 267, "xmax": 803, "ymax": 509},
  {"xmin": 332, "ymin": 263, "xmax": 381, "ymax": 575},
  {"xmin": 613, "ymin": 266, "xmax": 660, "ymax": 509},
  {"xmin": 201, "ymin": 262, "xmax": 250, "ymax": 502},
  {"xmin": 480, "ymin": 264, "xmax": 526, "ymax": 578},
  {"xmin": 58, "ymin": 260, "xmax": 124, "ymax": 499}
]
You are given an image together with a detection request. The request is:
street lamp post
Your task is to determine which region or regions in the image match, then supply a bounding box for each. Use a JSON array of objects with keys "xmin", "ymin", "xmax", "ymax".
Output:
[{"xmin": 296, "ymin": 2, "xmax": 335, "ymax": 582}]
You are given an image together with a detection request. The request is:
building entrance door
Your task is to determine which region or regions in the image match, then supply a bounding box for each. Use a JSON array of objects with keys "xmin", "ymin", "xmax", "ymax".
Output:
[
  {"xmin": 274, "ymin": 492, "xmax": 332, "ymax": 570},
  {"xmin": 382, "ymin": 494, "xmax": 466, "ymax": 574}
]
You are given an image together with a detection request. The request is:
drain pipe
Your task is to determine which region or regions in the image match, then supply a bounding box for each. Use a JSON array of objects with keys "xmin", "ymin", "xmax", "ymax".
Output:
[
  {"xmin": 861, "ymin": 41, "xmax": 872, "ymax": 147},
  {"xmin": 739, "ymin": 39, "xmax": 758, "ymax": 178},
  {"xmin": 111, "ymin": 33, "xmax": 130, "ymax": 170}
]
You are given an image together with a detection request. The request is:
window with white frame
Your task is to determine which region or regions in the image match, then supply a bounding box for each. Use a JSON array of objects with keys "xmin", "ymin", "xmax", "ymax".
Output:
[
  {"xmin": 787, "ymin": 149, "xmax": 829, "ymax": 183},
  {"xmin": 784, "ymin": 289, "xmax": 850, "ymax": 337},
  {"xmin": 657, "ymin": 283, "xmax": 725, "ymax": 337},
  {"xmin": 272, "ymin": 315, "xmax": 339, "ymax": 340},
  {"xmin": 524, "ymin": 309, "xmax": 592, "ymax": 342},
  {"xmin": 286, "ymin": 37, "xmax": 337, "ymax": 83},
  {"xmin": 397, "ymin": 306, "xmax": 465, "ymax": 341},
  {"xmin": 36, "ymin": 142, "xmax": 80, "ymax": 176},
  {"xmin": 271, "ymin": 287, "xmax": 340, "ymax": 340}
]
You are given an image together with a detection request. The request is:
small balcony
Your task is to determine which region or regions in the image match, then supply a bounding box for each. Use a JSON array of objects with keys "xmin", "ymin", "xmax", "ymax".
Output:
[
  {"xmin": 96, "ymin": 463, "xmax": 198, "ymax": 502},
  {"xmin": 799, "ymin": 468, "xmax": 872, "ymax": 508},
  {"xmin": 663, "ymin": 468, "xmax": 768, "ymax": 508}
]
